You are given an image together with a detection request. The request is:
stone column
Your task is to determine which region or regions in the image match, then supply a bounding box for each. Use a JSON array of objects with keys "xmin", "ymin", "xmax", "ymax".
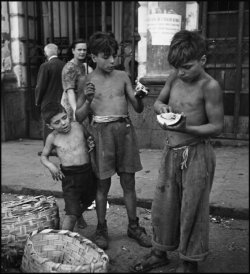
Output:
[{"xmin": 137, "ymin": 1, "xmax": 148, "ymax": 80}]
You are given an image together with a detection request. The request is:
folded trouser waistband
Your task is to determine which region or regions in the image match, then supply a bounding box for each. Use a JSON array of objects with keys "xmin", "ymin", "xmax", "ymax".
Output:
[{"xmin": 60, "ymin": 163, "xmax": 91, "ymax": 175}]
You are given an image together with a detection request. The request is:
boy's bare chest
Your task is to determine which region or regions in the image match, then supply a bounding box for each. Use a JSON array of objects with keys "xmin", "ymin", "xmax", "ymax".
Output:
[
  {"xmin": 55, "ymin": 130, "xmax": 85, "ymax": 152},
  {"xmin": 92, "ymin": 77, "xmax": 125, "ymax": 98},
  {"xmin": 169, "ymin": 82, "xmax": 204, "ymax": 112}
]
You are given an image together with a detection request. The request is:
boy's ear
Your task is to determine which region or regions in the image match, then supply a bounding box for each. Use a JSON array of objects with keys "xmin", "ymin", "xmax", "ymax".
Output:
[
  {"xmin": 46, "ymin": 123, "xmax": 53, "ymax": 130},
  {"xmin": 200, "ymin": 55, "xmax": 207, "ymax": 66},
  {"xmin": 91, "ymin": 54, "xmax": 97, "ymax": 63}
]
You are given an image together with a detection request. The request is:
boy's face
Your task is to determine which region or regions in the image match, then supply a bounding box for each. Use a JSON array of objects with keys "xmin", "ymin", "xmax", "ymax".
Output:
[
  {"xmin": 48, "ymin": 112, "xmax": 71, "ymax": 133},
  {"xmin": 92, "ymin": 52, "xmax": 117, "ymax": 73},
  {"xmin": 176, "ymin": 55, "xmax": 206, "ymax": 82},
  {"xmin": 72, "ymin": 43, "xmax": 87, "ymax": 61}
]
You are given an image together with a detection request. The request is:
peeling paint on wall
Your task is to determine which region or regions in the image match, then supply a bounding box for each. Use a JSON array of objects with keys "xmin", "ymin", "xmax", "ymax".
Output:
[
  {"xmin": 1, "ymin": 2, "xmax": 12, "ymax": 74},
  {"xmin": 1, "ymin": 34, "xmax": 12, "ymax": 73}
]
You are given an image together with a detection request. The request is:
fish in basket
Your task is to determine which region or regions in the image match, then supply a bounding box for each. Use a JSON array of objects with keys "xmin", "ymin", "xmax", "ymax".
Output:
[
  {"xmin": 21, "ymin": 229, "xmax": 109, "ymax": 273},
  {"xmin": 1, "ymin": 195, "xmax": 60, "ymax": 267}
]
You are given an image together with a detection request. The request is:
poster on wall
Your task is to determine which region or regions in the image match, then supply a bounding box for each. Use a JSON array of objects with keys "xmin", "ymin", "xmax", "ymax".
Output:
[{"xmin": 148, "ymin": 11, "xmax": 182, "ymax": 46}]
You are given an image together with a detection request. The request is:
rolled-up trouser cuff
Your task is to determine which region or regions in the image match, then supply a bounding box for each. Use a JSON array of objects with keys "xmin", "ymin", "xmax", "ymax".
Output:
[
  {"xmin": 179, "ymin": 251, "xmax": 209, "ymax": 262},
  {"xmin": 152, "ymin": 239, "xmax": 178, "ymax": 252}
]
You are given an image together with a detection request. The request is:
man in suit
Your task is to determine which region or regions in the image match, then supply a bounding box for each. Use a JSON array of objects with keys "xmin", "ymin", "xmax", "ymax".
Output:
[{"xmin": 35, "ymin": 43, "xmax": 65, "ymax": 155}]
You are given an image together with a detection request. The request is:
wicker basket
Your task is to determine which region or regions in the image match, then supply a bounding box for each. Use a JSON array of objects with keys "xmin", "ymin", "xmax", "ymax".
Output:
[
  {"xmin": 1, "ymin": 195, "xmax": 59, "ymax": 267},
  {"xmin": 21, "ymin": 229, "xmax": 109, "ymax": 273}
]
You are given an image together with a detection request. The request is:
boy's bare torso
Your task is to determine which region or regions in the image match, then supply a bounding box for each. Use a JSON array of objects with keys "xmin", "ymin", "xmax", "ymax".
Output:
[
  {"xmin": 53, "ymin": 122, "xmax": 89, "ymax": 166},
  {"xmin": 88, "ymin": 70, "xmax": 128, "ymax": 116},
  {"xmin": 167, "ymin": 73, "xmax": 212, "ymax": 146}
]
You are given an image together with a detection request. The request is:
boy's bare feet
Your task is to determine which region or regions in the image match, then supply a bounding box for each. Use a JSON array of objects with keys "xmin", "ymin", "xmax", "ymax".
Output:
[{"xmin": 130, "ymin": 249, "xmax": 169, "ymax": 272}]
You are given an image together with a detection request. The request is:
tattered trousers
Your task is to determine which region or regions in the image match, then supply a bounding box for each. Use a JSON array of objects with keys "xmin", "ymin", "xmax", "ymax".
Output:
[{"xmin": 151, "ymin": 139, "xmax": 216, "ymax": 262}]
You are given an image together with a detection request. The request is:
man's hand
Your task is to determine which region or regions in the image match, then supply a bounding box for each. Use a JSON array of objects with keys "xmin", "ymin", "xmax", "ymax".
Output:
[
  {"xmin": 48, "ymin": 164, "xmax": 65, "ymax": 181},
  {"xmin": 84, "ymin": 82, "xmax": 95, "ymax": 103}
]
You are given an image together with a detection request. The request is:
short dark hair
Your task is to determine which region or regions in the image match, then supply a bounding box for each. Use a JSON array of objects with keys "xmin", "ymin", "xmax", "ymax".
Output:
[
  {"xmin": 71, "ymin": 38, "xmax": 87, "ymax": 49},
  {"xmin": 41, "ymin": 102, "xmax": 66, "ymax": 124},
  {"xmin": 66, "ymin": 38, "xmax": 87, "ymax": 60},
  {"xmin": 88, "ymin": 31, "xmax": 119, "ymax": 56},
  {"xmin": 168, "ymin": 30, "xmax": 206, "ymax": 68}
]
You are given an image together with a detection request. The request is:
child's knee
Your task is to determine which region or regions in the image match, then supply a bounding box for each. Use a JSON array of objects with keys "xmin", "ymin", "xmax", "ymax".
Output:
[
  {"xmin": 121, "ymin": 182, "xmax": 136, "ymax": 194},
  {"xmin": 97, "ymin": 179, "xmax": 111, "ymax": 195},
  {"xmin": 120, "ymin": 174, "xmax": 135, "ymax": 192}
]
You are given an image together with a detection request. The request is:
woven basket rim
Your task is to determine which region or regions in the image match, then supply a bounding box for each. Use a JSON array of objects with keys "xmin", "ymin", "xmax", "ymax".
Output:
[
  {"xmin": 21, "ymin": 229, "xmax": 109, "ymax": 272},
  {"xmin": 2, "ymin": 195, "xmax": 56, "ymax": 208},
  {"xmin": 28, "ymin": 228, "xmax": 108, "ymax": 254}
]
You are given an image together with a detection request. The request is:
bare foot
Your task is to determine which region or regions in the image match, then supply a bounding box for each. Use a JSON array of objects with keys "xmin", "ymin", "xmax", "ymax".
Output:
[{"xmin": 130, "ymin": 249, "xmax": 169, "ymax": 273}]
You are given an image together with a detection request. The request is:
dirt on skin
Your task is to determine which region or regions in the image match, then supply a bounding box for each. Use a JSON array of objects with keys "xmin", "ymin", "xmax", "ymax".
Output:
[{"xmin": 1, "ymin": 194, "xmax": 249, "ymax": 273}]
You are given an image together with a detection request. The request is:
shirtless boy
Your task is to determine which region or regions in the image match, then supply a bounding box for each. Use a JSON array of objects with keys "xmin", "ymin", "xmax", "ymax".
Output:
[
  {"xmin": 40, "ymin": 102, "xmax": 96, "ymax": 232},
  {"xmin": 131, "ymin": 30, "xmax": 224, "ymax": 273},
  {"xmin": 75, "ymin": 31, "xmax": 151, "ymax": 250}
]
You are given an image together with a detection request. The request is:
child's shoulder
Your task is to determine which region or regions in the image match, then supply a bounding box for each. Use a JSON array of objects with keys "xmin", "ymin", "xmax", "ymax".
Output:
[
  {"xmin": 202, "ymin": 73, "xmax": 220, "ymax": 90},
  {"xmin": 114, "ymin": 69, "xmax": 127, "ymax": 76},
  {"xmin": 71, "ymin": 121, "xmax": 84, "ymax": 130},
  {"xmin": 165, "ymin": 69, "xmax": 178, "ymax": 85},
  {"xmin": 113, "ymin": 69, "xmax": 129, "ymax": 81},
  {"xmin": 46, "ymin": 130, "xmax": 57, "ymax": 143}
]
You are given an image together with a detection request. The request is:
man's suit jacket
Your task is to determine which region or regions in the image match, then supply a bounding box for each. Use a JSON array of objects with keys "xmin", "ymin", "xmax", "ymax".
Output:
[{"xmin": 35, "ymin": 57, "xmax": 65, "ymax": 110}]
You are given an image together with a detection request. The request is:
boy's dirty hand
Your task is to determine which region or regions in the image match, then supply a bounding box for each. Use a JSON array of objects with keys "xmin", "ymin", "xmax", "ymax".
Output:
[
  {"xmin": 160, "ymin": 105, "xmax": 172, "ymax": 113},
  {"xmin": 87, "ymin": 135, "xmax": 95, "ymax": 152},
  {"xmin": 134, "ymin": 81, "xmax": 149, "ymax": 99},
  {"xmin": 49, "ymin": 164, "xmax": 65, "ymax": 181},
  {"xmin": 85, "ymin": 82, "xmax": 95, "ymax": 102}
]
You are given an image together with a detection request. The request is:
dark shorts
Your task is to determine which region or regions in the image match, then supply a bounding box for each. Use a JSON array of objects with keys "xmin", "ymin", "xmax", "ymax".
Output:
[
  {"xmin": 90, "ymin": 119, "xmax": 142, "ymax": 180},
  {"xmin": 61, "ymin": 163, "xmax": 97, "ymax": 217}
]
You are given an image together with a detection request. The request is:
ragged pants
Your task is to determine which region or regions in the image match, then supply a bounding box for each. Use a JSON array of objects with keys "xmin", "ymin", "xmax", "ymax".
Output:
[{"xmin": 151, "ymin": 140, "xmax": 216, "ymax": 262}]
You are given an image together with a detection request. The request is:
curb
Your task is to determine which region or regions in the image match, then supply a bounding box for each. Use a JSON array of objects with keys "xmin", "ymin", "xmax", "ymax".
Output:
[
  {"xmin": 211, "ymin": 138, "xmax": 249, "ymax": 147},
  {"xmin": 2, "ymin": 185, "xmax": 249, "ymax": 220}
]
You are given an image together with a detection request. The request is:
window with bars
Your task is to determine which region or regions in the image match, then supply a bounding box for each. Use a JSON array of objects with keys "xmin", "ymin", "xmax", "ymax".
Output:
[{"xmin": 78, "ymin": 2, "xmax": 113, "ymax": 39}]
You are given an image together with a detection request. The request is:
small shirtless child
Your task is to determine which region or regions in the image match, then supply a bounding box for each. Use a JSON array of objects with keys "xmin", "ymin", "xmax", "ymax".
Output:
[{"xmin": 40, "ymin": 102, "xmax": 96, "ymax": 231}]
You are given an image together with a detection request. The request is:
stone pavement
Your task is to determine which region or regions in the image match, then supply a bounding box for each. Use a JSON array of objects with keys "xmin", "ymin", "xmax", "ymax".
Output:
[{"xmin": 1, "ymin": 139, "xmax": 249, "ymax": 219}]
